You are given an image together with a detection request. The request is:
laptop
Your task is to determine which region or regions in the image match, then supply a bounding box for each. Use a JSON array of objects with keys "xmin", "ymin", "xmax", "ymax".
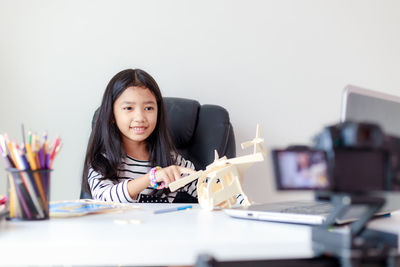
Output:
[
  {"xmin": 224, "ymin": 84, "xmax": 400, "ymax": 225},
  {"xmin": 341, "ymin": 84, "xmax": 400, "ymax": 137},
  {"xmin": 225, "ymin": 149, "xmax": 366, "ymax": 225}
]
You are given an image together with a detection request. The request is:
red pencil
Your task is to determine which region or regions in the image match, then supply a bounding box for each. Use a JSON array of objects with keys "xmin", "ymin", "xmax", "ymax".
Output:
[{"xmin": 49, "ymin": 137, "xmax": 61, "ymax": 169}]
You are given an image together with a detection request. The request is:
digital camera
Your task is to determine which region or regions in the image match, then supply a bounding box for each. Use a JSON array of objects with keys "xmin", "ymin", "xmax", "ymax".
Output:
[{"xmin": 313, "ymin": 121, "xmax": 400, "ymax": 192}]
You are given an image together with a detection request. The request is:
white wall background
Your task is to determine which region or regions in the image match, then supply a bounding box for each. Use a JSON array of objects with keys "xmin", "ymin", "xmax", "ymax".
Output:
[{"xmin": 0, "ymin": 0, "xmax": 400, "ymax": 203}]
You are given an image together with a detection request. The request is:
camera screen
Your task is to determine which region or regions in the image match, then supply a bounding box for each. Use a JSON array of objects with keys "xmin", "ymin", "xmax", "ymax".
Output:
[
  {"xmin": 332, "ymin": 149, "xmax": 386, "ymax": 192},
  {"xmin": 272, "ymin": 150, "xmax": 330, "ymax": 190}
]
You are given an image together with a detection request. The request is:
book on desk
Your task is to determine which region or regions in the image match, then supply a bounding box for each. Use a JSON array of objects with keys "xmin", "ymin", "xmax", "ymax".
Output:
[{"xmin": 49, "ymin": 199, "xmax": 139, "ymax": 218}]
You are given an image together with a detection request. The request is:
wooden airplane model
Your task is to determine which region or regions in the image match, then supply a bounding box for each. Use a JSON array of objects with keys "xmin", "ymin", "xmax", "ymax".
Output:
[{"xmin": 169, "ymin": 124, "xmax": 266, "ymax": 210}]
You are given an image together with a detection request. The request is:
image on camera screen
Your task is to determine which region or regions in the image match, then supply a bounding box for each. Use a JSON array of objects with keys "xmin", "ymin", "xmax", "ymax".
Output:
[{"xmin": 275, "ymin": 150, "xmax": 330, "ymax": 189}]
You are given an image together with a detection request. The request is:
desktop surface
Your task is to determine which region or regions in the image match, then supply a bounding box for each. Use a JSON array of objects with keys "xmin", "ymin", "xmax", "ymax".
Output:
[{"xmin": 0, "ymin": 203, "xmax": 314, "ymax": 266}]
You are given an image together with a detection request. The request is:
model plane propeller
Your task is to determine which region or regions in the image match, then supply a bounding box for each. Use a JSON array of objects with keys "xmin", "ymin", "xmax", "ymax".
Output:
[{"xmin": 240, "ymin": 124, "xmax": 267, "ymax": 155}]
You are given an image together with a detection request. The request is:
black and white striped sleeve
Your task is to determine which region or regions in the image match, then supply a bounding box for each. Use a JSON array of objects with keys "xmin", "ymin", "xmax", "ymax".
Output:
[
  {"xmin": 87, "ymin": 168, "xmax": 135, "ymax": 203},
  {"xmin": 175, "ymin": 155, "xmax": 198, "ymax": 198}
]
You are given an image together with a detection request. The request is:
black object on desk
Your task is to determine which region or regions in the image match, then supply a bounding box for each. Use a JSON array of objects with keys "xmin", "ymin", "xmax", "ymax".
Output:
[
  {"xmin": 312, "ymin": 192, "xmax": 399, "ymax": 267},
  {"xmin": 195, "ymin": 254, "xmax": 340, "ymax": 267},
  {"xmin": 0, "ymin": 208, "xmax": 8, "ymax": 220}
]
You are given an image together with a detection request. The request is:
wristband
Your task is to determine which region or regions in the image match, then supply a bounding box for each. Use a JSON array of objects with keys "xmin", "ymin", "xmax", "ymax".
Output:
[{"xmin": 149, "ymin": 166, "xmax": 165, "ymax": 189}]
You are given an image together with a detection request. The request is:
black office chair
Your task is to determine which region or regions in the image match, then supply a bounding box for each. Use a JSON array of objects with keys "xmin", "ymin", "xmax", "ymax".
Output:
[
  {"xmin": 80, "ymin": 97, "xmax": 236, "ymax": 199},
  {"xmin": 164, "ymin": 97, "xmax": 236, "ymax": 170}
]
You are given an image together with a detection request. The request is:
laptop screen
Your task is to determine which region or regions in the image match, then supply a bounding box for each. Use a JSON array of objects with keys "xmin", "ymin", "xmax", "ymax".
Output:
[
  {"xmin": 272, "ymin": 149, "xmax": 330, "ymax": 190},
  {"xmin": 341, "ymin": 84, "xmax": 400, "ymax": 137}
]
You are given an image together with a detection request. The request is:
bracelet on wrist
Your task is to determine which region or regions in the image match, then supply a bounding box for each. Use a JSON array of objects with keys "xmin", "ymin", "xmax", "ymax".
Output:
[{"xmin": 149, "ymin": 166, "xmax": 165, "ymax": 189}]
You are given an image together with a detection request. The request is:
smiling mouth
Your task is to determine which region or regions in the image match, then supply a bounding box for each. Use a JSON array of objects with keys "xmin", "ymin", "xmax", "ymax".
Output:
[{"xmin": 130, "ymin": 126, "xmax": 147, "ymax": 134}]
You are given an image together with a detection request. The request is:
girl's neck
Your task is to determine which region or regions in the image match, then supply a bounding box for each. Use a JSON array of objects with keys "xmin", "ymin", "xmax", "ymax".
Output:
[{"xmin": 123, "ymin": 141, "xmax": 150, "ymax": 161}]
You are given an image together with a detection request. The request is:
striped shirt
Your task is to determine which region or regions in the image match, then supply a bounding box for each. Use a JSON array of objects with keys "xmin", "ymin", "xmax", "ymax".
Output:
[{"xmin": 88, "ymin": 154, "xmax": 197, "ymax": 203}]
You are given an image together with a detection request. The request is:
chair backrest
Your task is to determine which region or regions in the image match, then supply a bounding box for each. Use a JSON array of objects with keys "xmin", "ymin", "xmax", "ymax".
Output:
[
  {"xmin": 164, "ymin": 97, "xmax": 235, "ymax": 170},
  {"xmin": 80, "ymin": 97, "xmax": 235, "ymax": 199}
]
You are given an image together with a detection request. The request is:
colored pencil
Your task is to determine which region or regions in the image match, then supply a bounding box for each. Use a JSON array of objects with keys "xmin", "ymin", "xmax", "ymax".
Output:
[
  {"xmin": 0, "ymin": 130, "xmax": 62, "ymax": 220},
  {"xmin": 153, "ymin": 205, "xmax": 193, "ymax": 214}
]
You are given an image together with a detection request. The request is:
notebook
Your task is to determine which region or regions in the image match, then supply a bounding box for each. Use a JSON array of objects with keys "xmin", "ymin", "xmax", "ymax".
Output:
[{"xmin": 225, "ymin": 84, "xmax": 399, "ymax": 225}]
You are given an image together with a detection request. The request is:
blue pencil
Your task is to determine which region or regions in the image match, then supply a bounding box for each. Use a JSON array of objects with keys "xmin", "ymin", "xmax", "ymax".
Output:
[{"xmin": 153, "ymin": 205, "xmax": 193, "ymax": 214}]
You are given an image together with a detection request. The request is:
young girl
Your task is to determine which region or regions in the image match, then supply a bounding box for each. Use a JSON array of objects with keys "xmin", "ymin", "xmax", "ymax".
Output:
[{"xmin": 81, "ymin": 69, "xmax": 197, "ymax": 203}]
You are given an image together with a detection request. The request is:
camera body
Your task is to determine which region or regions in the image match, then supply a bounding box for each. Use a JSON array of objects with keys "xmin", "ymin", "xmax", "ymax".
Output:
[{"xmin": 313, "ymin": 121, "xmax": 400, "ymax": 192}]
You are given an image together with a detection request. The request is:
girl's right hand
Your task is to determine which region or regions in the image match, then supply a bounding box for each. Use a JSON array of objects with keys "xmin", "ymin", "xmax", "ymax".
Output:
[{"xmin": 154, "ymin": 165, "xmax": 196, "ymax": 188}]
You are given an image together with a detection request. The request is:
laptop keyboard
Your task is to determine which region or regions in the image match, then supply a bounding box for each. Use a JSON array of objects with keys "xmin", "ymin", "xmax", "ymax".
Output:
[{"xmin": 279, "ymin": 203, "xmax": 333, "ymax": 215}]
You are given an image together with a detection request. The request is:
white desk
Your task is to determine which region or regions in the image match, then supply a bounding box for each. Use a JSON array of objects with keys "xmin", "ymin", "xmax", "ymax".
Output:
[{"xmin": 0, "ymin": 203, "xmax": 314, "ymax": 266}]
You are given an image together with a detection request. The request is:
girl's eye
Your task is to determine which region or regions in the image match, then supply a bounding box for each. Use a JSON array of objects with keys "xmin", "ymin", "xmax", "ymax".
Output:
[
  {"xmin": 123, "ymin": 107, "xmax": 132, "ymax": 111},
  {"xmin": 145, "ymin": 107, "xmax": 154, "ymax": 111}
]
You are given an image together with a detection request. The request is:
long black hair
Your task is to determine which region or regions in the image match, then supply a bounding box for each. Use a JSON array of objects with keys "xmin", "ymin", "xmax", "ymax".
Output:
[{"xmin": 81, "ymin": 69, "xmax": 177, "ymax": 194}]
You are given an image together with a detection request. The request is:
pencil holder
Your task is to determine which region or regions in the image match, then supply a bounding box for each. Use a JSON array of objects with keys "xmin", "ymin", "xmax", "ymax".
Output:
[{"xmin": 6, "ymin": 168, "xmax": 51, "ymax": 220}]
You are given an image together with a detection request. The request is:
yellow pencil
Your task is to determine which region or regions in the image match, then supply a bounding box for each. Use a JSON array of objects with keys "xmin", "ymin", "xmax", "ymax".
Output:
[
  {"xmin": 7, "ymin": 174, "xmax": 15, "ymax": 218},
  {"xmin": 25, "ymin": 143, "xmax": 37, "ymax": 170}
]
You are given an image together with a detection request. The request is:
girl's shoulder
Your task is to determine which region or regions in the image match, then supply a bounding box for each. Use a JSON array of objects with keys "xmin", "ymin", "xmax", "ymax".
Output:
[{"xmin": 174, "ymin": 153, "xmax": 195, "ymax": 170}]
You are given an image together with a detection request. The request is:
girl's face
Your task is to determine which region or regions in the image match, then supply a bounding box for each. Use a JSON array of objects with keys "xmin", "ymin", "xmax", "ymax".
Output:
[{"xmin": 113, "ymin": 86, "xmax": 158, "ymax": 147}]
